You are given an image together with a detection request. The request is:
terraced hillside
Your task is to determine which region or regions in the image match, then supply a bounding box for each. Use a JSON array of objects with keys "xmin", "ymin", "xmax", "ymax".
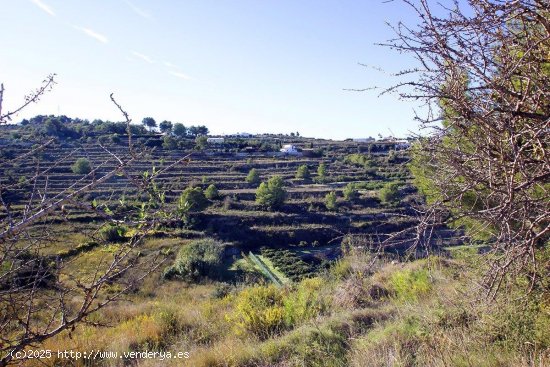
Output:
[{"xmin": 0, "ymin": 132, "xmax": 459, "ymax": 284}]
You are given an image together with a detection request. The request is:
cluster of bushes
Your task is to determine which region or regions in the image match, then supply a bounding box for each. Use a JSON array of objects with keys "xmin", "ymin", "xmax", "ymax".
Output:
[
  {"xmin": 260, "ymin": 248, "xmax": 315, "ymax": 281},
  {"xmin": 177, "ymin": 183, "xmax": 221, "ymax": 210},
  {"xmin": 227, "ymin": 278, "xmax": 327, "ymax": 339},
  {"xmin": 344, "ymin": 153, "xmax": 373, "ymax": 169},
  {"xmin": 163, "ymin": 238, "xmax": 225, "ymax": 281},
  {"xmin": 177, "ymin": 187, "xmax": 210, "ymax": 215}
]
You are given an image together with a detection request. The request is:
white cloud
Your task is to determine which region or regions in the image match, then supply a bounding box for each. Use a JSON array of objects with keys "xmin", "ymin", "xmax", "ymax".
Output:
[
  {"xmin": 164, "ymin": 61, "xmax": 176, "ymax": 68},
  {"xmin": 123, "ymin": 0, "xmax": 151, "ymax": 19},
  {"xmin": 169, "ymin": 71, "xmax": 191, "ymax": 80},
  {"xmin": 73, "ymin": 26, "xmax": 109, "ymax": 43},
  {"xmin": 131, "ymin": 51, "xmax": 154, "ymax": 64},
  {"xmin": 30, "ymin": 0, "xmax": 55, "ymax": 16}
]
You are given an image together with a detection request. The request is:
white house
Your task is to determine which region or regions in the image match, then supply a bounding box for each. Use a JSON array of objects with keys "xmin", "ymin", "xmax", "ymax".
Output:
[
  {"xmin": 280, "ymin": 144, "xmax": 299, "ymax": 154},
  {"xmin": 207, "ymin": 137, "xmax": 225, "ymax": 144}
]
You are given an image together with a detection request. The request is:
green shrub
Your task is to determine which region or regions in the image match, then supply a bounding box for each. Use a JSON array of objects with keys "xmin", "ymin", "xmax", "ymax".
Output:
[
  {"xmin": 296, "ymin": 164, "xmax": 310, "ymax": 180},
  {"xmin": 163, "ymin": 238, "xmax": 225, "ymax": 281},
  {"xmin": 195, "ymin": 135, "xmax": 208, "ymax": 150},
  {"xmin": 256, "ymin": 176, "xmax": 286, "ymax": 209},
  {"xmin": 325, "ymin": 191, "xmax": 338, "ymax": 211},
  {"xmin": 204, "ymin": 184, "xmax": 219, "ymax": 200},
  {"xmin": 228, "ymin": 278, "xmax": 326, "ymax": 340},
  {"xmin": 389, "ymin": 268, "xmax": 431, "ymax": 302},
  {"xmin": 343, "ymin": 183, "xmax": 359, "ymax": 201},
  {"xmin": 100, "ymin": 224, "xmax": 128, "ymax": 243},
  {"xmin": 317, "ymin": 163, "xmax": 327, "ymax": 182},
  {"xmin": 246, "ymin": 168, "xmax": 260, "ymax": 185},
  {"xmin": 344, "ymin": 153, "xmax": 372, "ymax": 168},
  {"xmin": 379, "ymin": 181, "xmax": 400, "ymax": 204},
  {"xmin": 283, "ymin": 278, "xmax": 326, "ymax": 326},
  {"xmin": 162, "ymin": 135, "xmax": 177, "ymax": 150},
  {"xmin": 229, "ymin": 285, "xmax": 286, "ymax": 339},
  {"xmin": 71, "ymin": 158, "xmax": 91, "ymax": 174},
  {"xmin": 177, "ymin": 187, "xmax": 209, "ymax": 215}
]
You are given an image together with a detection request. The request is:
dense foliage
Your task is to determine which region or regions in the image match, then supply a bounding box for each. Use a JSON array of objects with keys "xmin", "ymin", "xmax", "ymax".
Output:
[
  {"xmin": 177, "ymin": 187, "xmax": 209, "ymax": 215},
  {"xmin": 255, "ymin": 176, "xmax": 286, "ymax": 209},
  {"xmin": 163, "ymin": 238, "xmax": 225, "ymax": 281},
  {"xmin": 71, "ymin": 158, "xmax": 91, "ymax": 174}
]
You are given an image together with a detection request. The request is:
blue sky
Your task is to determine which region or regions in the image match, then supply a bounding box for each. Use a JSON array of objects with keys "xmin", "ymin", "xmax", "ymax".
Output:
[{"xmin": 0, "ymin": 0, "xmax": 429, "ymax": 139}]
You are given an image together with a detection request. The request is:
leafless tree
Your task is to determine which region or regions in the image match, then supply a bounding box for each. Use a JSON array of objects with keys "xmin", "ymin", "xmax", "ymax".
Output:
[
  {"xmin": 0, "ymin": 76, "xmax": 190, "ymax": 365},
  {"xmin": 378, "ymin": 0, "xmax": 549, "ymax": 296}
]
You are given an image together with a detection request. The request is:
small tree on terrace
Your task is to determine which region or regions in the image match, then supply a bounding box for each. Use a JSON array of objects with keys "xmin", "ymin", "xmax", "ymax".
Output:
[
  {"xmin": 325, "ymin": 191, "xmax": 338, "ymax": 211},
  {"xmin": 256, "ymin": 176, "xmax": 286, "ymax": 209},
  {"xmin": 177, "ymin": 187, "xmax": 209, "ymax": 216},
  {"xmin": 246, "ymin": 168, "xmax": 261, "ymax": 185},
  {"xmin": 295, "ymin": 164, "xmax": 310, "ymax": 180},
  {"xmin": 343, "ymin": 182, "xmax": 359, "ymax": 202},
  {"xmin": 205, "ymin": 184, "xmax": 220, "ymax": 200},
  {"xmin": 379, "ymin": 181, "xmax": 400, "ymax": 205},
  {"xmin": 71, "ymin": 157, "xmax": 91, "ymax": 174},
  {"xmin": 317, "ymin": 162, "xmax": 327, "ymax": 182}
]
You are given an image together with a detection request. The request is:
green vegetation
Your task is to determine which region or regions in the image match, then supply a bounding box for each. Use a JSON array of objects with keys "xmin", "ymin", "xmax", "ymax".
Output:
[
  {"xmin": 228, "ymin": 278, "xmax": 326, "ymax": 339},
  {"xmin": 261, "ymin": 248, "xmax": 316, "ymax": 281},
  {"xmin": 389, "ymin": 267, "xmax": 431, "ymax": 302},
  {"xmin": 172, "ymin": 122, "xmax": 186, "ymax": 137},
  {"xmin": 99, "ymin": 224, "xmax": 127, "ymax": 243},
  {"xmin": 316, "ymin": 162, "xmax": 327, "ymax": 182},
  {"xmin": 177, "ymin": 187, "xmax": 209, "ymax": 215},
  {"xmin": 71, "ymin": 157, "xmax": 91, "ymax": 174},
  {"xmin": 2, "ymin": 0, "xmax": 548, "ymax": 363},
  {"xmin": 325, "ymin": 191, "xmax": 338, "ymax": 211},
  {"xmin": 379, "ymin": 181, "xmax": 400, "ymax": 204},
  {"xmin": 163, "ymin": 238, "xmax": 225, "ymax": 281},
  {"xmin": 142, "ymin": 116, "xmax": 157, "ymax": 131},
  {"xmin": 195, "ymin": 135, "xmax": 208, "ymax": 150},
  {"xmin": 295, "ymin": 164, "xmax": 310, "ymax": 180},
  {"xmin": 255, "ymin": 176, "xmax": 286, "ymax": 209},
  {"xmin": 159, "ymin": 120, "xmax": 172, "ymax": 134},
  {"xmin": 204, "ymin": 184, "xmax": 220, "ymax": 200},
  {"xmin": 344, "ymin": 153, "xmax": 372, "ymax": 169},
  {"xmin": 246, "ymin": 168, "xmax": 260, "ymax": 185},
  {"xmin": 343, "ymin": 182, "xmax": 359, "ymax": 201}
]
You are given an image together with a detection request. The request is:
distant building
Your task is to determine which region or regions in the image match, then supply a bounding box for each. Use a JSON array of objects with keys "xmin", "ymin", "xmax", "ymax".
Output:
[
  {"xmin": 280, "ymin": 144, "xmax": 300, "ymax": 154},
  {"xmin": 235, "ymin": 132, "xmax": 253, "ymax": 138},
  {"xmin": 353, "ymin": 137, "xmax": 375, "ymax": 143},
  {"xmin": 207, "ymin": 137, "xmax": 225, "ymax": 144}
]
